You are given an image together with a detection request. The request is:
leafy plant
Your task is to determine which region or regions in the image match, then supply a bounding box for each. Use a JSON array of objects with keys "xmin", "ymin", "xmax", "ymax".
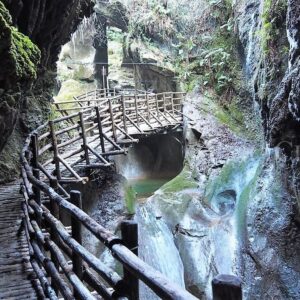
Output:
[
  {"xmin": 258, "ymin": 0, "xmax": 287, "ymax": 55},
  {"xmin": 173, "ymin": 1, "xmax": 238, "ymax": 96}
]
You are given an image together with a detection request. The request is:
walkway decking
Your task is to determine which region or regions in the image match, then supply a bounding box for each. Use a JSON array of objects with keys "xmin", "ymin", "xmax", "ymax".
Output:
[
  {"xmin": 18, "ymin": 89, "xmax": 199, "ymax": 300},
  {"xmin": 0, "ymin": 182, "xmax": 37, "ymax": 299}
]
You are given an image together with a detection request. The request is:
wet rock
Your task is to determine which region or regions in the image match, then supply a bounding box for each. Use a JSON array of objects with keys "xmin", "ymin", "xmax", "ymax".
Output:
[
  {"xmin": 95, "ymin": 1, "xmax": 128, "ymax": 32},
  {"xmin": 244, "ymin": 159, "xmax": 300, "ymax": 299},
  {"xmin": 0, "ymin": 0, "xmax": 93, "ymax": 180},
  {"xmin": 0, "ymin": 100, "xmax": 18, "ymax": 152},
  {"xmin": 268, "ymin": 0, "xmax": 300, "ymax": 146},
  {"xmin": 70, "ymin": 169, "xmax": 128, "ymax": 257},
  {"xmin": 3, "ymin": 0, "xmax": 93, "ymax": 68},
  {"xmin": 212, "ymin": 190, "xmax": 236, "ymax": 216}
]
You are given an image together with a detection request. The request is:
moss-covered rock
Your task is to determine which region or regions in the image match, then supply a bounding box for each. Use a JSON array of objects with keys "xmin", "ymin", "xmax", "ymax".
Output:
[
  {"xmin": 160, "ymin": 166, "xmax": 198, "ymax": 194},
  {"xmin": 0, "ymin": 1, "xmax": 11, "ymax": 24},
  {"xmin": 124, "ymin": 183, "xmax": 136, "ymax": 214},
  {"xmin": 0, "ymin": 1, "xmax": 40, "ymax": 85}
]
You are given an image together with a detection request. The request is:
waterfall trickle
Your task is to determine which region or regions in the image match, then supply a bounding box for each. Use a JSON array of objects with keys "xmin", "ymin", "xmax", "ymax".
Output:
[{"xmin": 245, "ymin": 13, "xmax": 257, "ymax": 76}]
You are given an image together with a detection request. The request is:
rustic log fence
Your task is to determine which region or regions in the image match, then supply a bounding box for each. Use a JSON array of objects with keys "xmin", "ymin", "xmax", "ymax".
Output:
[
  {"xmin": 20, "ymin": 88, "xmax": 242, "ymax": 299},
  {"xmin": 20, "ymin": 89, "xmax": 202, "ymax": 299}
]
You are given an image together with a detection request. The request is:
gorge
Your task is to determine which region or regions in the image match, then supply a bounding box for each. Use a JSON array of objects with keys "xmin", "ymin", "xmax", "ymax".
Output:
[{"xmin": 1, "ymin": 0, "xmax": 300, "ymax": 299}]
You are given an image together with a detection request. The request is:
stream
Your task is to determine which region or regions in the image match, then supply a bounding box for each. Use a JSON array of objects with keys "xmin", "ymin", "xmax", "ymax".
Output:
[
  {"xmin": 128, "ymin": 178, "xmax": 170, "ymax": 200},
  {"xmin": 98, "ymin": 126, "xmax": 264, "ymax": 299},
  {"xmin": 131, "ymin": 154, "xmax": 262, "ymax": 299}
]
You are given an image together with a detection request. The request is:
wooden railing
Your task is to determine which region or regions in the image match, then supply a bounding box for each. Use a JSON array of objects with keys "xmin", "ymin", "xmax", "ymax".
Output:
[{"xmin": 20, "ymin": 90, "xmax": 199, "ymax": 299}]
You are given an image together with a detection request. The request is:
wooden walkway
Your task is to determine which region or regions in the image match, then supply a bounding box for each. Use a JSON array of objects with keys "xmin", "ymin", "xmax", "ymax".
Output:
[
  {"xmin": 19, "ymin": 89, "xmax": 200, "ymax": 300},
  {"xmin": 0, "ymin": 182, "xmax": 37, "ymax": 299}
]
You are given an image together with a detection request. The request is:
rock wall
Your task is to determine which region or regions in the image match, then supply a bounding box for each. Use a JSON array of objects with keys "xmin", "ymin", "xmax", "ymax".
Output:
[
  {"xmin": 234, "ymin": 0, "xmax": 300, "ymax": 149},
  {"xmin": 0, "ymin": 0, "xmax": 93, "ymax": 182},
  {"xmin": 234, "ymin": 0, "xmax": 300, "ymax": 208},
  {"xmin": 232, "ymin": 1, "xmax": 300, "ymax": 298},
  {"xmin": 3, "ymin": 0, "xmax": 93, "ymax": 69},
  {"xmin": 269, "ymin": 1, "xmax": 300, "ymax": 147}
]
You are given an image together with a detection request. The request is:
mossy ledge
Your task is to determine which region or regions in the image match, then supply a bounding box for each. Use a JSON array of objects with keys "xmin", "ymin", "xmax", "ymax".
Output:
[{"xmin": 0, "ymin": 1, "xmax": 40, "ymax": 84}]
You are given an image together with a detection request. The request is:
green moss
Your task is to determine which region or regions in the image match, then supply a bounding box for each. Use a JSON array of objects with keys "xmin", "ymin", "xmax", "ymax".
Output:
[
  {"xmin": 205, "ymin": 155, "xmax": 263, "ymax": 240},
  {"xmin": 214, "ymin": 101, "xmax": 245, "ymax": 135},
  {"xmin": 55, "ymin": 79, "xmax": 94, "ymax": 102},
  {"xmin": 198, "ymin": 93, "xmax": 260, "ymax": 141},
  {"xmin": 124, "ymin": 184, "xmax": 136, "ymax": 214},
  {"xmin": 0, "ymin": 1, "xmax": 40, "ymax": 81},
  {"xmin": 205, "ymin": 160, "xmax": 240, "ymax": 203},
  {"xmin": 0, "ymin": 1, "xmax": 11, "ymax": 24},
  {"xmin": 10, "ymin": 29, "xmax": 41, "ymax": 79},
  {"xmin": 235, "ymin": 174, "xmax": 258, "ymax": 237},
  {"xmin": 258, "ymin": 0, "xmax": 287, "ymax": 54},
  {"xmin": 161, "ymin": 166, "xmax": 198, "ymax": 194}
]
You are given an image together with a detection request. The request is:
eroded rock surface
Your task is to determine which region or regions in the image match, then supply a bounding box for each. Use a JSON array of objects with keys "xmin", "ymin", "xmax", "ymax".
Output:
[{"xmin": 0, "ymin": 0, "xmax": 93, "ymax": 182}]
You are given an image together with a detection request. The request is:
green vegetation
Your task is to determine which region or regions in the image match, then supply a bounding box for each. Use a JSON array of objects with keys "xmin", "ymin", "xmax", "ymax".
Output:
[
  {"xmin": 205, "ymin": 155, "xmax": 263, "ymax": 238},
  {"xmin": 0, "ymin": 1, "xmax": 40, "ymax": 82},
  {"xmin": 161, "ymin": 166, "xmax": 198, "ymax": 194},
  {"xmin": 10, "ymin": 29, "xmax": 41, "ymax": 80},
  {"xmin": 55, "ymin": 79, "xmax": 93, "ymax": 102},
  {"xmin": 214, "ymin": 100, "xmax": 246, "ymax": 135},
  {"xmin": 126, "ymin": 0, "xmax": 175, "ymax": 42},
  {"xmin": 124, "ymin": 184, "xmax": 136, "ymax": 214},
  {"xmin": 259, "ymin": 0, "xmax": 287, "ymax": 55},
  {"xmin": 174, "ymin": 0, "xmax": 238, "ymax": 97},
  {"xmin": 197, "ymin": 93, "xmax": 260, "ymax": 141},
  {"xmin": 0, "ymin": 1, "xmax": 11, "ymax": 24},
  {"xmin": 254, "ymin": 0, "xmax": 288, "ymax": 108}
]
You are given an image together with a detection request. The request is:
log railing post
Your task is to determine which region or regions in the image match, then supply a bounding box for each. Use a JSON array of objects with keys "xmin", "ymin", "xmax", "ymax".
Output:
[
  {"xmin": 212, "ymin": 275, "xmax": 242, "ymax": 300},
  {"xmin": 95, "ymin": 106, "xmax": 106, "ymax": 154},
  {"xmin": 121, "ymin": 95, "xmax": 128, "ymax": 134},
  {"xmin": 121, "ymin": 221, "xmax": 139, "ymax": 300},
  {"xmin": 109, "ymin": 98, "xmax": 117, "ymax": 142},
  {"xmin": 146, "ymin": 93, "xmax": 150, "ymax": 121},
  {"xmin": 155, "ymin": 94, "xmax": 160, "ymax": 119},
  {"xmin": 31, "ymin": 135, "xmax": 41, "ymax": 205},
  {"xmin": 171, "ymin": 93, "xmax": 175, "ymax": 115},
  {"xmin": 163, "ymin": 93, "xmax": 166, "ymax": 112},
  {"xmin": 134, "ymin": 95, "xmax": 139, "ymax": 126},
  {"xmin": 31, "ymin": 133, "xmax": 39, "ymax": 169},
  {"xmin": 32, "ymin": 169, "xmax": 41, "ymax": 204},
  {"xmin": 49, "ymin": 121, "xmax": 61, "ymax": 180},
  {"xmin": 32, "ymin": 168, "xmax": 42, "ymax": 226},
  {"xmin": 49, "ymin": 178, "xmax": 60, "ymax": 295},
  {"xmin": 70, "ymin": 190, "xmax": 83, "ymax": 298},
  {"xmin": 79, "ymin": 112, "xmax": 90, "ymax": 166}
]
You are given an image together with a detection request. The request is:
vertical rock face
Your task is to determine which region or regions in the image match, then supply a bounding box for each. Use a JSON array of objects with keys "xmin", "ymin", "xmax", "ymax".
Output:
[
  {"xmin": 235, "ymin": 0, "xmax": 300, "ymax": 148},
  {"xmin": 232, "ymin": 1, "xmax": 300, "ymax": 299},
  {"xmin": 2, "ymin": 0, "xmax": 93, "ymax": 69},
  {"xmin": 269, "ymin": 0, "xmax": 300, "ymax": 147},
  {"xmin": 0, "ymin": 0, "xmax": 93, "ymax": 182},
  {"xmin": 235, "ymin": 0, "xmax": 289, "ymax": 138}
]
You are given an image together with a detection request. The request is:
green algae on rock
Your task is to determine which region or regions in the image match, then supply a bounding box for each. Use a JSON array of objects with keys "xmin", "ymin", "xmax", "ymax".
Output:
[{"xmin": 0, "ymin": 1, "xmax": 40, "ymax": 84}]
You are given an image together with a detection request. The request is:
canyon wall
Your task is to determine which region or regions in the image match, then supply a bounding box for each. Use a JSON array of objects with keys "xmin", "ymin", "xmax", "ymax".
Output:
[{"xmin": 0, "ymin": 0, "xmax": 93, "ymax": 182}]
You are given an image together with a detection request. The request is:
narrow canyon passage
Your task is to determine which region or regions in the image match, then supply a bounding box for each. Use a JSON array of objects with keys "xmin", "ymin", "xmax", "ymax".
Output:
[{"xmin": 1, "ymin": 0, "xmax": 300, "ymax": 299}]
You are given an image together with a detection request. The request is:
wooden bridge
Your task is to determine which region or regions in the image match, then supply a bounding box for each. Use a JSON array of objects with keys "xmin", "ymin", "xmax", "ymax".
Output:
[{"xmin": 19, "ymin": 89, "xmax": 200, "ymax": 299}]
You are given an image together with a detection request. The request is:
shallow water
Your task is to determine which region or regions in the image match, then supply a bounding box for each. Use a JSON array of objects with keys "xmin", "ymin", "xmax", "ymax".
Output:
[{"xmin": 128, "ymin": 177, "xmax": 170, "ymax": 199}]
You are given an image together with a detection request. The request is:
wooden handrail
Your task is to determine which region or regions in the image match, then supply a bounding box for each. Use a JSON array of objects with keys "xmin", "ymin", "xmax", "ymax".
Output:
[{"xmin": 20, "ymin": 90, "xmax": 194, "ymax": 300}]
